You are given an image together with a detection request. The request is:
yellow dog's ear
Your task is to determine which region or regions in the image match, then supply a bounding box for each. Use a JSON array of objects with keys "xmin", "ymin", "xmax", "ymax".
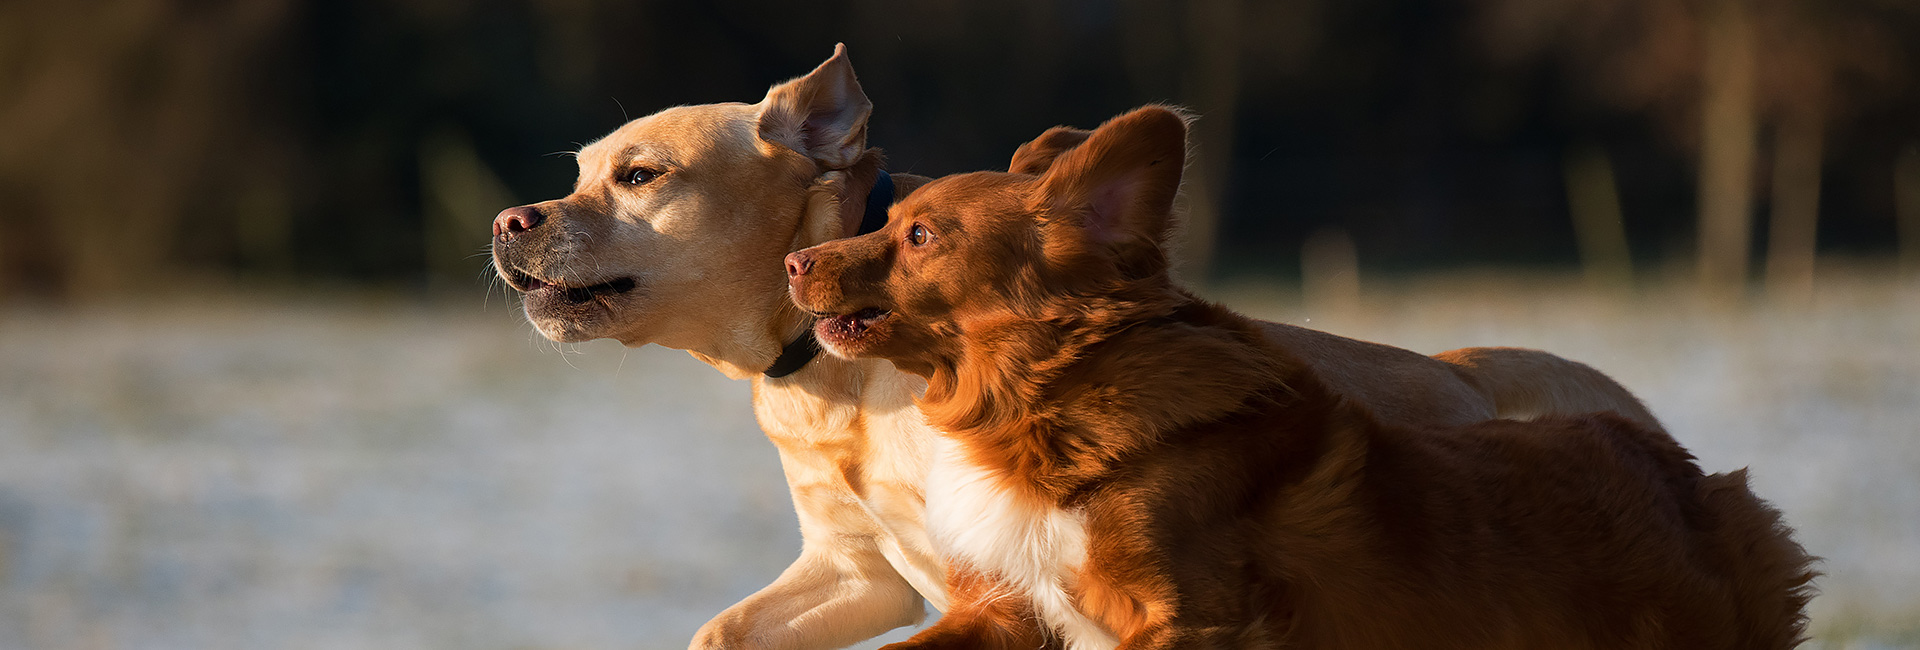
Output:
[
  {"xmin": 1009, "ymin": 126, "xmax": 1093, "ymax": 175},
  {"xmin": 1033, "ymin": 106, "xmax": 1189, "ymax": 270},
  {"xmin": 757, "ymin": 43, "xmax": 872, "ymax": 170}
]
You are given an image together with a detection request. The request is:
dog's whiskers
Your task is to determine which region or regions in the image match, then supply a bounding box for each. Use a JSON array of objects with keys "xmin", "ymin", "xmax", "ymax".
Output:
[
  {"xmin": 478, "ymin": 256, "xmax": 504, "ymax": 310},
  {"xmin": 540, "ymin": 337, "xmax": 588, "ymax": 371}
]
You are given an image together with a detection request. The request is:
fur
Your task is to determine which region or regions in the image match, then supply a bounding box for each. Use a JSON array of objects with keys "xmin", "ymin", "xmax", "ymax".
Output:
[
  {"xmin": 787, "ymin": 105, "xmax": 1816, "ymax": 650},
  {"xmin": 495, "ymin": 44, "xmax": 1669, "ymax": 650}
]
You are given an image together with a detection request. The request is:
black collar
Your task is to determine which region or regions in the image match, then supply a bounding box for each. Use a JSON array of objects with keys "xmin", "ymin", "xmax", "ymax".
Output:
[
  {"xmin": 859, "ymin": 168, "xmax": 896, "ymax": 236},
  {"xmin": 764, "ymin": 170, "xmax": 895, "ymax": 379}
]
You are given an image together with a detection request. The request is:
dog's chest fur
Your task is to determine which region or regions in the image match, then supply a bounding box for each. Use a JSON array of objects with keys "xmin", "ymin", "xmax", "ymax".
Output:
[
  {"xmin": 751, "ymin": 359, "xmax": 949, "ymax": 610},
  {"xmin": 926, "ymin": 436, "xmax": 1120, "ymax": 650}
]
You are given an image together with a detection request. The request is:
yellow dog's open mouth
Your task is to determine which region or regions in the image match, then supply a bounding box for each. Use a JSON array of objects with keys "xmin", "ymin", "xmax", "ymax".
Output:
[{"xmin": 508, "ymin": 268, "xmax": 637, "ymax": 304}]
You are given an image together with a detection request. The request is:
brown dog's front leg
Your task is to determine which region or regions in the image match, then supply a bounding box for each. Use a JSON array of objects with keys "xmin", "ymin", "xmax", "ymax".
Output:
[{"xmin": 882, "ymin": 564, "xmax": 1054, "ymax": 650}]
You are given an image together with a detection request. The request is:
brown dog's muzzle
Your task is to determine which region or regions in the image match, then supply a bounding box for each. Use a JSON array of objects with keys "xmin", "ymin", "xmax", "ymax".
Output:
[
  {"xmin": 783, "ymin": 246, "xmax": 839, "ymax": 313},
  {"xmin": 785, "ymin": 232, "xmax": 892, "ymax": 313},
  {"xmin": 785, "ymin": 233, "xmax": 903, "ymax": 357}
]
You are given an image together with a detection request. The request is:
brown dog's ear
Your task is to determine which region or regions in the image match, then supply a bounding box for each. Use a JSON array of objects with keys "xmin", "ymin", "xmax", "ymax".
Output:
[
  {"xmin": 1033, "ymin": 106, "xmax": 1188, "ymax": 263},
  {"xmin": 757, "ymin": 43, "xmax": 872, "ymax": 170},
  {"xmin": 1008, "ymin": 126, "xmax": 1093, "ymax": 175}
]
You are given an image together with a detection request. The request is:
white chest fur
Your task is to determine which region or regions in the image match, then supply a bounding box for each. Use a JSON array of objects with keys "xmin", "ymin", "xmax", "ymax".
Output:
[
  {"xmin": 751, "ymin": 364, "xmax": 950, "ymax": 612},
  {"xmin": 924, "ymin": 436, "xmax": 1120, "ymax": 650}
]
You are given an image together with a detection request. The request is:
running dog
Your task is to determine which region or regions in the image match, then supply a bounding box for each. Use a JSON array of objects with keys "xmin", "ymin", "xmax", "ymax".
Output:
[{"xmin": 784, "ymin": 105, "xmax": 1816, "ymax": 650}]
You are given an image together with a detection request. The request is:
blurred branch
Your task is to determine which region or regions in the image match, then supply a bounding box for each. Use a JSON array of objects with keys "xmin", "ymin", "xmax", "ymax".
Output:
[
  {"xmin": 235, "ymin": 174, "xmax": 296, "ymax": 279},
  {"xmin": 1898, "ymin": 144, "xmax": 1920, "ymax": 275},
  {"xmin": 1696, "ymin": 0, "xmax": 1759, "ymax": 298},
  {"xmin": 1301, "ymin": 227, "xmax": 1359, "ymax": 314},
  {"xmin": 1564, "ymin": 144, "xmax": 1634, "ymax": 291},
  {"xmin": 0, "ymin": 0, "xmax": 293, "ymax": 298},
  {"xmin": 1172, "ymin": 0, "xmax": 1242, "ymax": 283},
  {"xmin": 1472, "ymin": 0, "xmax": 1912, "ymax": 293},
  {"xmin": 0, "ymin": 0, "xmax": 1906, "ymax": 298},
  {"xmin": 421, "ymin": 126, "xmax": 518, "ymax": 290},
  {"xmin": 1764, "ymin": 109, "xmax": 1824, "ymax": 303}
]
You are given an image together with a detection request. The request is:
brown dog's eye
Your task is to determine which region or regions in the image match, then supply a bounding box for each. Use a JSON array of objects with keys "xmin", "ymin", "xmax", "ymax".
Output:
[
  {"xmin": 625, "ymin": 168, "xmax": 658, "ymax": 185},
  {"xmin": 908, "ymin": 223, "xmax": 932, "ymax": 247}
]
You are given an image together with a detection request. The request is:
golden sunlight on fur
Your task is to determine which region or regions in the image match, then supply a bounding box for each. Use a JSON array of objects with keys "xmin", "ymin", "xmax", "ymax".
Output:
[
  {"xmin": 496, "ymin": 43, "xmax": 1708, "ymax": 650},
  {"xmin": 787, "ymin": 105, "xmax": 1815, "ymax": 650}
]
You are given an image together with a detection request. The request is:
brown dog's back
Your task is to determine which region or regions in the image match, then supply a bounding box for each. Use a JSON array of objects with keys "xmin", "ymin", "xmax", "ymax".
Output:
[{"xmin": 1219, "ymin": 393, "xmax": 1816, "ymax": 649}]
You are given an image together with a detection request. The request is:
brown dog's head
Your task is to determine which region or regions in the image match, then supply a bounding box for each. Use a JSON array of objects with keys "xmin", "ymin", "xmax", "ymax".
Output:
[
  {"xmin": 785, "ymin": 106, "xmax": 1188, "ymax": 377},
  {"xmin": 489, "ymin": 45, "xmax": 877, "ymax": 377}
]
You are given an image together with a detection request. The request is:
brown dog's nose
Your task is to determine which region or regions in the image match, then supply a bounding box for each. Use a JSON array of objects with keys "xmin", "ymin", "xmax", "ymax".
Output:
[
  {"xmin": 493, "ymin": 206, "xmax": 544, "ymax": 238},
  {"xmin": 785, "ymin": 251, "xmax": 814, "ymax": 277}
]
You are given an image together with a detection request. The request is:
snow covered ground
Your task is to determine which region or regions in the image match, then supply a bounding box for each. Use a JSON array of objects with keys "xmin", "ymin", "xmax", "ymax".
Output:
[{"xmin": 0, "ymin": 272, "xmax": 1914, "ymax": 649}]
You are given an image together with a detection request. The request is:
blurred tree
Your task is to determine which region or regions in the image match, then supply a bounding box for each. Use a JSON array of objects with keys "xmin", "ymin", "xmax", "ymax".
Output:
[
  {"xmin": 1120, "ymin": 0, "xmax": 1323, "ymax": 282},
  {"xmin": 1899, "ymin": 143, "xmax": 1920, "ymax": 274},
  {"xmin": 1695, "ymin": 0, "xmax": 1758, "ymax": 299},
  {"xmin": 1474, "ymin": 0, "xmax": 1911, "ymax": 299},
  {"xmin": 1755, "ymin": 0, "xmax": 1908, "ymax": 302},
  {"xmin": 1172, "ymin": 0, "xmax": 1243, "ymax": 283},
  {"xmin": 1764, "ymin": 105, "xmax": 1821, "ymax": 302},
  {"xmin": 0, "ymin": 0, "xmax": 294, "ymax": 298},
  {"xmin": 1563, "ymin": 143, "xmax": 1634, "ymax": 290},
  {"xmin": 1300, "ymin": 226, "xmax": 1360, "ymax": 313},
  {"xmin": 420, "ymin": 125, "xmax": 517, "ymax": 291},
  {"xmin": 0, "ymin": 0, "xmax": 1909, "ymax": 301}
]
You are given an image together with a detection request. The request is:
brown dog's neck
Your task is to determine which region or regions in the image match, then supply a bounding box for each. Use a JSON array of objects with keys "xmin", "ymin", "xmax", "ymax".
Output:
[{"xmin": 920, "ymin": 287, "xmax": 1296, "ymax": 500}]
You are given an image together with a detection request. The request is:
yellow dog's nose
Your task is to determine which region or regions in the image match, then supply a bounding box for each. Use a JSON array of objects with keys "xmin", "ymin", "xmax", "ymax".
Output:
[{"xmin": 492, "ymin": 205, "xmax": 544, "ymax": 239}]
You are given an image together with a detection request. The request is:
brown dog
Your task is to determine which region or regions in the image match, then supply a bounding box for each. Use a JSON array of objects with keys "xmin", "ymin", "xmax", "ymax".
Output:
[{"xmin": 785, "ymin": 106, "xmax": 1815, "ymax": 650}]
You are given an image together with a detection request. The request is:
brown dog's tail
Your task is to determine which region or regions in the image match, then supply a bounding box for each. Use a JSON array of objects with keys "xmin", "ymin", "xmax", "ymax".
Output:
[
  {"xmin": 1697, "ymin": 469, "xmax": 1820, "ymax": 649},
  {"xmin": 1432, "ymin": 346, "xmax": 1663, "ymax": 431}
]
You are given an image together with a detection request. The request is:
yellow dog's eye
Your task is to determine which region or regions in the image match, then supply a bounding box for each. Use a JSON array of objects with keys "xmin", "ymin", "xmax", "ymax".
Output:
[
  {"xmin": 908, "ymin": 223, "xmax": 931, "ymax": 246},
  {"xmin": 626, "ymin": 168, "xmax": 657, "ymax": 185}
]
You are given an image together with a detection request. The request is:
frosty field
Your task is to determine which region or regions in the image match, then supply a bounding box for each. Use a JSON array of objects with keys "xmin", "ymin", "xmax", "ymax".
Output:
[{"xmin": 0, "ymin": 272, "xmax": 1915, "ymax": 649}]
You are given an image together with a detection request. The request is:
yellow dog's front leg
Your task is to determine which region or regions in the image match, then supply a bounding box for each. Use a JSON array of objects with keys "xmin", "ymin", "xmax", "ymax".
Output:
[{"xmin": 691, "ymin": 534, "xmax": 926, "ymax": 650}]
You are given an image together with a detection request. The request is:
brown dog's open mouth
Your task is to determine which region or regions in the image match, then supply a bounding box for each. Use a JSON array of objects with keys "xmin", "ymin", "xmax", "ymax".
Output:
[
  {"xmin": 508, "ymin": 268, "xmax": 637, "ymax": 304},
  {"xmin": 816, "ymin": 307, "xmax": 892, "ymax": 344}
]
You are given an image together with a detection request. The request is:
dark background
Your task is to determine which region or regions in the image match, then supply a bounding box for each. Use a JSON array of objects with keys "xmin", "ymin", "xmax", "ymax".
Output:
[{"xmin": 1, "ymin": 0, "xmax": 1915, "ymax": 297}]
